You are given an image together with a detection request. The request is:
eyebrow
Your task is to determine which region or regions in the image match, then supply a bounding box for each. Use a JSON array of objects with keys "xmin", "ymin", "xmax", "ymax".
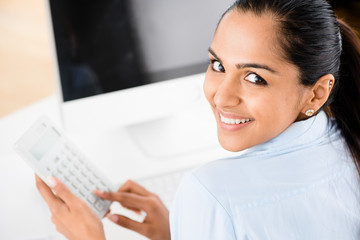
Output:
[{"xmin": 208, "ymin": 47, "xmax": 277, "ymax": 74}]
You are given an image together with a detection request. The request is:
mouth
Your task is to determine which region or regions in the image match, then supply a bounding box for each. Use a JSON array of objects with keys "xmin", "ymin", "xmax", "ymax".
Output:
[{"xmin": 219, "ymin": 113, "xmax": 254, "ymax": 125}]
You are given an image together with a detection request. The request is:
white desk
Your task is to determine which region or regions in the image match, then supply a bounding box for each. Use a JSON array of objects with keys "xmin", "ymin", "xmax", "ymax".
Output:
[{"xmin": 0, "ymin": 95, "xmax": 237, "ymax": 239}]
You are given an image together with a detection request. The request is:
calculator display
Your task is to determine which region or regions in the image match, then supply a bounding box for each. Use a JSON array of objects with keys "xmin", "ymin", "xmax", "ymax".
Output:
[{"xmin": 29, "ymin": 128, "xmax": 60, "ymax": 161}]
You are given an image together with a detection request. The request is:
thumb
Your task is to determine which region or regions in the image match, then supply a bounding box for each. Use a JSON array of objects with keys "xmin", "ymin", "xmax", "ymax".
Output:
[{"xmin": 47, "ymin": 176, "xmax": 76, "ymax": 205}]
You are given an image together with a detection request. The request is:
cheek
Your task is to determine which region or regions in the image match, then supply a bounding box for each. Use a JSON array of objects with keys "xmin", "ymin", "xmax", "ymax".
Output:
[
  {"xmin": 203, "ymin": 73, "xmax": 217, "ymax": 105},
  {"xmin": 249, "ymin": 91, "xmax": 300, "ymax": 128}
]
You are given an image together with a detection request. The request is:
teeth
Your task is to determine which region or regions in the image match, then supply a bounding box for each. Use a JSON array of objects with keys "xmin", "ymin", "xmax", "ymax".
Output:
[{"xmin": 220, "ymin": 114, "xmax": 252, "ymax": 125}]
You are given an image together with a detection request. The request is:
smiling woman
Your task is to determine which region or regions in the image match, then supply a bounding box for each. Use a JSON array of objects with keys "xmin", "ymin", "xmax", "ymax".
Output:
[
  {"xmin": 171, "ymin": 0, "xmax": 360, "ymax": 239},
  {"xmin": 34, "ymin": 0, "xmax": 360, "ymax": 239}
]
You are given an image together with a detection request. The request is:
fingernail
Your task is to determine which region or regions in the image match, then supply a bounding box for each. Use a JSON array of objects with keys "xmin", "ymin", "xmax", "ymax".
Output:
[
  {"xmin": 47, "ymin": 176, "xmax": 57, "ymax": 188},
  {"xmin": 108, "ymin": 215, "xmax": 119, "ymax": 223},
  {"xmin": 94, "ymin": 189, "xmax": 104, "ymax": 195}
]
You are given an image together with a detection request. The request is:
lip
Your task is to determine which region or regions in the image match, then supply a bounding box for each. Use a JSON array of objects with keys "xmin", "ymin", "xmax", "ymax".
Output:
[{"xmin": 217, "ymin": 110, "xmax": 254, "ymax": 132}]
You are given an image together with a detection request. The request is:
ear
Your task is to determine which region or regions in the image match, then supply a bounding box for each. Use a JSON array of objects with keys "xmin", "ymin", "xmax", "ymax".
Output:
[{"xmin": 301, "ymin": 74, "xmax": 335, "ymax": 115}]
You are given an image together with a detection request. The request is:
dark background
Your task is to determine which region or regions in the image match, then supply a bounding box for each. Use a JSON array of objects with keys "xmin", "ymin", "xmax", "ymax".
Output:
[{"xmin": 330, "ymin": 0, "xmax": 360, "ymax": 33}]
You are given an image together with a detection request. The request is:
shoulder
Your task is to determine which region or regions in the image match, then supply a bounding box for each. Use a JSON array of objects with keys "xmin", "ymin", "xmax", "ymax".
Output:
[
  {"xmin": 170, "ymin": 158, "xmax": 269, "ymax": 224},
  {"xmin": 182, "ymin": 138, "xmax": 356, "ymax": 213},
  {"xmin": 170, "ymin": 171, "xmax": 240, "ymax": 240},
  {"xmin": 186, "ymin": 158, "xmax": 272, "ymax": 211},
  {"xmin": 172, "ymin": 170, "xmax": 233, "ymax": 214},
  {"xmin": 171, "ymin": 155, "xmax": 360, "ymax": 239}
]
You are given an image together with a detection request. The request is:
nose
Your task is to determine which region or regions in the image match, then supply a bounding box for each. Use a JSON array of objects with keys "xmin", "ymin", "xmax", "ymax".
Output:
[{"xmin": 213, "ymin": 78, "xmax": 240, "ymax": 109}]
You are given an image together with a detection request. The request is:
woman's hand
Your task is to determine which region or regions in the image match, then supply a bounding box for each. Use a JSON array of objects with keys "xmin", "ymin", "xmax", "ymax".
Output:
[
  {"xmin": 95, "ymin": 180, "xmax": 171, "ymax": 240},
  {"xmin": 35, "ymin": 175, "xmax": 106, "ymax": 240}
]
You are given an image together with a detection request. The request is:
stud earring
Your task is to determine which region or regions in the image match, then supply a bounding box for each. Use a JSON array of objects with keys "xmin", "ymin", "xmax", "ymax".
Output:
[
  {"xmin": 305, "ymin": 109, "xmax": 315, "ymax": 117},
  {"xmin": 329, "ymin": 80, "xmax": 333, "ymax": 89}
]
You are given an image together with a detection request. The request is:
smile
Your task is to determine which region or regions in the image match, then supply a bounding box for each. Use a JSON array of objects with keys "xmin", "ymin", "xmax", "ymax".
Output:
[{"xmin": 220, "ymin": 114, "xmax": 253, "ymax": 125}]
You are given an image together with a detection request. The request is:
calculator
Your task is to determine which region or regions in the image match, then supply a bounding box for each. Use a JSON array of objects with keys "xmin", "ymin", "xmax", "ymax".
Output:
[{"xmin": 14, "ymin": 116, "xmax": 115, "ymax": 218}]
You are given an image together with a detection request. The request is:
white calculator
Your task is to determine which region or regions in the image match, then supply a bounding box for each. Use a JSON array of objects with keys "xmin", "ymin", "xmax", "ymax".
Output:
[{"xmin": 14, "ymin": 116, "xmax": 115, "ymax": 218}]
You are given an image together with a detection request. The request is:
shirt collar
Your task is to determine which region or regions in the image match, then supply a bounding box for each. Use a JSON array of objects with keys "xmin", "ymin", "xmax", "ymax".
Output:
[{"xmin": 229, "ymin": 111, "xmax": 335, "ymax": 158}]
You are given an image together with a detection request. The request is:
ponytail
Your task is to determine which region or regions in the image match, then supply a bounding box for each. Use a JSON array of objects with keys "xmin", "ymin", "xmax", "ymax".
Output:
[{"xmin": 330, "ymin": 19, "xmax": 360, "ymax": 175}]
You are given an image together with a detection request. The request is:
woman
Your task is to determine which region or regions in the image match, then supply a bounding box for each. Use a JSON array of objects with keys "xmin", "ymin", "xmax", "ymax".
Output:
[{"xmin": 35, "ymin": 0, "xmax": 360, "ymax": 239}]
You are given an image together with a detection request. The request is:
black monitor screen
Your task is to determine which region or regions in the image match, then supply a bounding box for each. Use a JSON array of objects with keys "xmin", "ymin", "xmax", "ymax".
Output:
[{"xmin": 49, "ymin": 0, "xmax": 233, "ymax": 101}]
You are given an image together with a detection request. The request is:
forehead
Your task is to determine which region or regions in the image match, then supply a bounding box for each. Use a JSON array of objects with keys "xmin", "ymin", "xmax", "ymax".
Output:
[{"xmin": 212, "ymin": 10, "xmax": 283, "ymax": 63}]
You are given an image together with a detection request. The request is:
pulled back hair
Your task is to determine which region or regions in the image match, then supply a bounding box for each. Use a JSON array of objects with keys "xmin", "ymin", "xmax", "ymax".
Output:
[{"xmin": 224, "ymin": 0, "xmax": 360, "ymax": 176}]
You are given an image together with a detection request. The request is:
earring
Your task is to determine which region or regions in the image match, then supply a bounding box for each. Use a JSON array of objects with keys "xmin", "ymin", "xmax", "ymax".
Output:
[
  {"xmin": 305, "ymin": 109, "xmax": 315, "ymax": 117},
  {"xmin": 329, "ymin": 80, "xmax": 333, "ymax": 89}
]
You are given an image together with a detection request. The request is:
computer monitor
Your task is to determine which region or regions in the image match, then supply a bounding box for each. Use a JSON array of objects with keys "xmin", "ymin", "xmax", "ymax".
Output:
[{"xmin": 46, "ymin": 0, "xmax": 234, "ymax": 160}]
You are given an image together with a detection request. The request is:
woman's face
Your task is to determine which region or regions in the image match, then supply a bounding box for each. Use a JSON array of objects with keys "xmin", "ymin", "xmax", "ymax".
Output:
[{"xmin": 204, "ymin": 10, "xmax": 309, "ymax": 152}]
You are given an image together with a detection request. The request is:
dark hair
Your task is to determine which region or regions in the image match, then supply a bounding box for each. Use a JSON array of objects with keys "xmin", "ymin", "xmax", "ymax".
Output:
[{"xmin": 223, "ymin": 0, "xmax": 360, "ymax": 176}]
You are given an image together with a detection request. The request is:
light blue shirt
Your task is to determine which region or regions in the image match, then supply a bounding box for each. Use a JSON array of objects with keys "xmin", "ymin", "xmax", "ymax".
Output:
[{"xmin": 170, "ymin": 111, "xmax": 360, "ymax": 239}]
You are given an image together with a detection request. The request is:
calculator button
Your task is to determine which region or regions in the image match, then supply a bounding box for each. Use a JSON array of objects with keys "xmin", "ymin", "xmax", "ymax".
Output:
[
  {"xmin": 84, "ymin": 182, "xmax": 92, "ymax": 191},
  {"xmin": 87, "ymin": 194, "xmax": 96, "ymax": 204},
  {"xmin": 68, "ymin": 169, "xmax": 76, "ymax": 176},
  {"xmin": 59, "ymin": 166, "xmax": 66, "ymax": 173},
  {"xmin": 65, "ymin": 172, "xmax": 73, "ymax": 181},
  {"xmin": 58, "ymin": 175, "xmax": 66, "ymax": 184},
  {"xmin": 71, "ymin": 183, "xmax": 78, "ymax": 190},
  {"xmin": 78, "ymin": 157, "xmax": 84, "ymax": 163},
  {"xmin": 79, "ymin": 188, "xmax": 86, "ymax": 197},
  {"xmin": 99, "ymin": 180, "xmax": 107, "ymax": 187},
  {"xmin": 74, "ymin": 163, "xmax": 80, "ymax": 170},
  {"xmin": 84, "ymin": 165, "xmax": 91, "ymax": 172},
  {"xmin": 95, "ymin": 201, "xmax": 104, "ymax": 211},
  {"xmin": 75, "ymin": 177, "xmax": 82, "ymax": 184},
  {"xmin": 80, "ymin": 184, "xmax": 88, "ymax": 192},
  {"xmin": 93, "ymin": 173, "xmax": 99, "ymax": 179},
  {"xmin": 63, "ymin": 176, "xmax": 71, "ymax": 184},
  {"xmin": 80, "ymin": 170, "xmax": 87, "ymax": 178}
]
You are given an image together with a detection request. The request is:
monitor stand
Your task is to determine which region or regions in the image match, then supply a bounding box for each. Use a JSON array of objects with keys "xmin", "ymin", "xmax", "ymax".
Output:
[{"xmin": 126, "ymin": 96, "xmax": 218, "ymax": 160}]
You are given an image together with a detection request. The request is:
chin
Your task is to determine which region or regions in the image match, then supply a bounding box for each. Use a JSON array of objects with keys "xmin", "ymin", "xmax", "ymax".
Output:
[{"xmin": 218, "ymin": 137, "xmax": 249, "ymax": 152}]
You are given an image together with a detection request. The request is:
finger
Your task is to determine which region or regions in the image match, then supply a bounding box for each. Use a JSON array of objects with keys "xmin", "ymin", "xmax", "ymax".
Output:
[
  {"xmin": 105, "ymin": 209, "xmax": 111, "ymax": 217},
  {"xmin": 47, "ymin": 176, "xmax": 77, "ymax": 206},
  {"xmin": 35, "ymin": 175, "xmax": 65, "ymax": 209},
  {"xmin": 108, "ymin": 214, "xmax": 148, "ymax": 236},
  {"xmin": 122, "ymin": 206, "xmax": 142, "ymax": 214},
  {"xmin": 95, "ymin": 191, "xmax": 149, "ymax": 211},
  {"xmin": 118, "ymin": 180, "xmax": 150, "ymax": 195}
]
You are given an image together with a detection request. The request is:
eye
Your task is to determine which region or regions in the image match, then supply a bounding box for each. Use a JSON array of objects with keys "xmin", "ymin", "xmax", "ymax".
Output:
[
  {"xmin": 210, "ymin": 60, "xmax": 225, "ymax": 73},
  {"xmin": 245, "ymin": 73, "xmax": 267, "ymax": 85}
]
